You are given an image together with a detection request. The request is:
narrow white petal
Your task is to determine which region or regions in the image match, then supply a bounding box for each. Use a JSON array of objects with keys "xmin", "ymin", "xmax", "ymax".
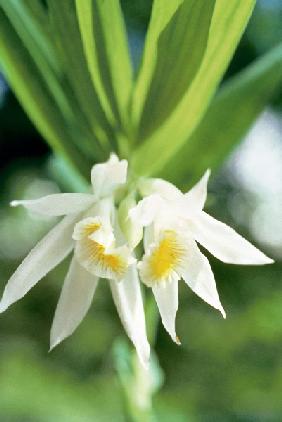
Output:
[
  {"xmin": 192, "ymin": 212, "xmax": 273, "ymax": 265},
  {"xmin": 138, "ymin": 178, "xmax": 182, "ymax": 201},
  {"xmin": 109, "ymin": 265, "xmax": 150, "ymax": 367},
  {"xmin": 179, "ymin": 242, "xmax": 226, "ymax": 318},
  {"xmin": 91, "ymin": 154, "xmax": 127, "ymax": 198},
  {"xmin": 0, "ymin": 214, "xmax": 78, "ymax": 312},
  {"xmin": 184, "ymin": 169, "xmax": 210, "ymax": 211},
  {"xmin": 50, "ymin": 258, "xmax": 98, "ymax": 350},
  {"xmin": 11, "ymin": 193, "xmax": 95, "ymax": 216},
  {"xmin": 129, "ymin": 194, "xmax": 164, "ymax": 227},
  {"xmin": 152, "ymin": 279, "xmax": 180, "ymax": 344}
]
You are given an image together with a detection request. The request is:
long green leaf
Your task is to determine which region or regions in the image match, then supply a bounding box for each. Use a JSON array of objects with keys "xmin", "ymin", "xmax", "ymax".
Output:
[
  {"xmin": 162, "ymin": 43, "xmax": 282, "ymax": 187},
  {"xmin": 0, "ymin": 10, "xmax": 90, "ymax": 179},
  {"xmin": 47, "ymin": 0, "xmax": 115, "ymax": 155},
  {"xmin": 130, "ymin": 0, "xmax": 181, "ymax": 131},
  {"xmin": 0, "ymin": 0, "xmax": 104, "ymax": 162},
  {"xmin": 76, "ymin": 0, "xmax": 133, "ymax": 132},
  {"xmin": 132, "ymin": 0, "xmax": 256, "ymax": 177},
  {"xmin": 132, "ymin": 0, "xmax": 216, "ymax": 140},
  {"xmin": 3, "ymin": 0, "xmax": 60, "ymax": 73},
  {"xmin": 0, "ymin": 0, "xmax": 75, "ymax": 123}
]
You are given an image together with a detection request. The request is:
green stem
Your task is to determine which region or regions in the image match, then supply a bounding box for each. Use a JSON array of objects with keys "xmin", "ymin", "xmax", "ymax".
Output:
[{"xmin": 114, "ymin": 294, "xmax": 161, "ymax": 421}]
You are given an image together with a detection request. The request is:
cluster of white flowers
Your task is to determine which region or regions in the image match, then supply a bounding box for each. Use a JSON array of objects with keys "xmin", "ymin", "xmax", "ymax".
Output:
[{"xmin": 1, "ymin": 155, "xmax": 273, "ymax": 366}]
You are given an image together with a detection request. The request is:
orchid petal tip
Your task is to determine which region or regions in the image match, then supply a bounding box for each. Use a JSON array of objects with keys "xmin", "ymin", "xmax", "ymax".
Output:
[
  {"xmin": 0, "ymin": 304, "xmax": 7, "ymax": 313},
  {"xmin": 175, "ymin": 335, "xmax": 181, "ymax": 345},
  {"xmin": 49, "ymin": 337, "xmax": 61, "ymax": 352},
  {"xmin": 10, "ymin": 200, "xmax": 19, "ymax": 207}
]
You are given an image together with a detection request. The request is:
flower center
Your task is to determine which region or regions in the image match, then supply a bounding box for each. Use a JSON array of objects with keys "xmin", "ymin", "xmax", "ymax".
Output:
[
  {"xmin": 83, "ymin": 221, "xmax": 101, "ymax": 236},
  {"xmin": 83, "ymin": 238, "xmax": 127, "ymax": 276},
  {"xmin": 148, "ymin": 231, "xmax": 185, "ymax": 280},
  {"xmin": 73, "ymin": 217, "xmax": 129, "ymax": 279}
]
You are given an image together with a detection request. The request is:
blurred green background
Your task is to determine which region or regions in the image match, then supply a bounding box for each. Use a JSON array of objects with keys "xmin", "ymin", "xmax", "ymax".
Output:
[{"xmin": 0, "ymin": 1, "xmax": 282, "ymax": 420}]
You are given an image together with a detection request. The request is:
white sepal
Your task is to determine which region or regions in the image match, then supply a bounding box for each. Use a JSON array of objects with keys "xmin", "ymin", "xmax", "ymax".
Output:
[
  {"xmin": 91, "ymin": 154, "xmax": 127, "ymax": 199},
  {"xmin": 192, "ymin": 212, "xmax": 274, "ymax": 265},
  {"xmin": 138, "ymin": 178, "xmax": 182, "ymax": 201},
  {"xmin": 109, "ymin": 264, "xmax": 150, "ymax": 367},
  {"xmin": 0, "ymin": 214, "xmax": 79, "ymax": 312},
  {"xmin": 11, "ymin": 193, "xmax": 95, "ymax": 216},
  {"xmin": 152, "ymin": 279, "xmax": 180, "ymax": 344},
  {"xmin": 184, "ymin": 169, "xmax": 210, "ymax": 211},
  {"xmin": 129, "ymin": 194, "xmax": 164, "ymax": 227},
  {"xmin": 50, "ymin": 258, "xmax": 99, "ymax": 350},
  {"xmin": 179, "ymin": 241, "xmax": 226, "ymax": 318}
]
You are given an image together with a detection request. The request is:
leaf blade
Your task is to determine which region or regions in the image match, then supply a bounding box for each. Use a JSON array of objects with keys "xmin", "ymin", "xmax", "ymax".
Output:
[
  {"xmin": 0, "ymin": 10, "xmax": 90, "ymax": 178},
  {"xmin": 75, "ymin": 0, "xmax": 133, "ymax": 131},
  {"xmin": 132, "ymin": 0, "xmax": 216, "ymax": 140},
  {"xmin": 0, "ymin": 0, "xmax": 75, "ymax": 123},
  {"xmin": 1, "ymin": 0, "xmax": 105, "ymax": 162},
  {"xmin": 47, "ymin": 0, "xmax": 115, "ymax": 154},
  {"xmin": 132, "ymin": 0, "xmax": 256, "ymax": 177},
  {"xmin": 131, "ymin": 0, "xmax": 182, "ymax": 130},
  {"xmin": 163, "ymin": 43, "xmax": 282, "ymax": 187}
]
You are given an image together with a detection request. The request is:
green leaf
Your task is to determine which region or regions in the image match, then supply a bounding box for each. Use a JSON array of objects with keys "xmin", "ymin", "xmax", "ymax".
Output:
[
  {"xmin": 132, "ymin": 0, "xmax": 216, "ymax": 140},
  {"xmin": 0, "ymin": 0, "xmax": 104, "ymax": 164},
  {"xmin": 0, "ymin": 10, "xmax": 90, "ymax": 179},
  {"xmin": 47, "ymin": 0, "xmax": 115, "ymax": 155},
  {"xmin": 75, "ymin": 0, "xmax": 133, "ymax": 132},
  {"xmin": 2, "ymin": 0, "xmax": 60, "ymax": 73},
  {"xmin": 0, "ymin": 0, "xmax": 75, "ymax": 124},
  {"xmin": 132, "ymin": 0, "xmax": 256, "ymax": 177},
  {"xmin": 162, "ymin": 43, "xmax": 282, "ymax": 187},
  {"xmin": 130, "ymin": 0, "xmax": 181, "ymax": 131}
]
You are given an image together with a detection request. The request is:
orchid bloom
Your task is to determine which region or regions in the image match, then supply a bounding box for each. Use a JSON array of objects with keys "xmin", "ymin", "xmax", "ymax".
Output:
[
  {"xmin": 1, "ymin": 154, "xmax": 273, "ymax": 358},
  {"xmin": 130, "ymin": 170, "xmax": 273, "ymax": 344},
  {"xmin": 1, "ymin": 155, "xmax": 150, "ymax": 366}
]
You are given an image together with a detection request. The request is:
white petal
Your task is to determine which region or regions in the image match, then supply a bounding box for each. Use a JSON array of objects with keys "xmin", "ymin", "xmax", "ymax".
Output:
[
  {"xmin": 91, "ymin": 154, "xmax": 127, "ymax": 198},
  {"xmin": 179, "ymin": 241, "xmax": 226, "ymax": 318},
  {"xmin": 11, "ymin": 193, "xmax": 95, "ymax": 216},
  {"xmin": 184, "ymin": 169, "xmax": 210, "ymax": 211},
  {"xmin": 152, "ymin": 279, "xmax": 180, "ymax": 344},
  {"xmin": 192, "ymin": 212, "xmax": 273, "ymax": 265},
  {"xmin": 129, "ymin": 194, "xmax": 164, "ymax": 227},
  {"xmin": 82, "ymin": 197, "xmax": 115, "ymax": 222},
  {"xmin": 138, "ymin": 178, "xmax": 182, "ymax": 201},
  {"xmin": 50, "ymin": 258, "xmax": 98, "ymax": 350},
  {"xmin": 0, "ymin": 214, "xmax": 78, "ymax": 312},
  {"xmin": 109, "ymin": 265, "xmax": 150, "ymax": 367}
]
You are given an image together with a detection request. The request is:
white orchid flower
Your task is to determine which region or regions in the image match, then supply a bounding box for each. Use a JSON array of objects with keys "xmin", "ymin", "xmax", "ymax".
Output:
[
  {"xmin": 1, "ymin": 154, "xmax": 150, "ymax": 366},
  {"xmin": 130, "ymin": 170, "xmax": 273, "ymax": 344}
]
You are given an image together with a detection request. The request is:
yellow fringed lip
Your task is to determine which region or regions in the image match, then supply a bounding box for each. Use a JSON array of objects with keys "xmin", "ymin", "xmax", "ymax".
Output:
[
  {"xmin": 139, "ymin": 230, "xmax": 186, "ymax": 286},
  {"xmin": 73, "ymin": 216, "xmax": 133, "ymax": 280}
]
